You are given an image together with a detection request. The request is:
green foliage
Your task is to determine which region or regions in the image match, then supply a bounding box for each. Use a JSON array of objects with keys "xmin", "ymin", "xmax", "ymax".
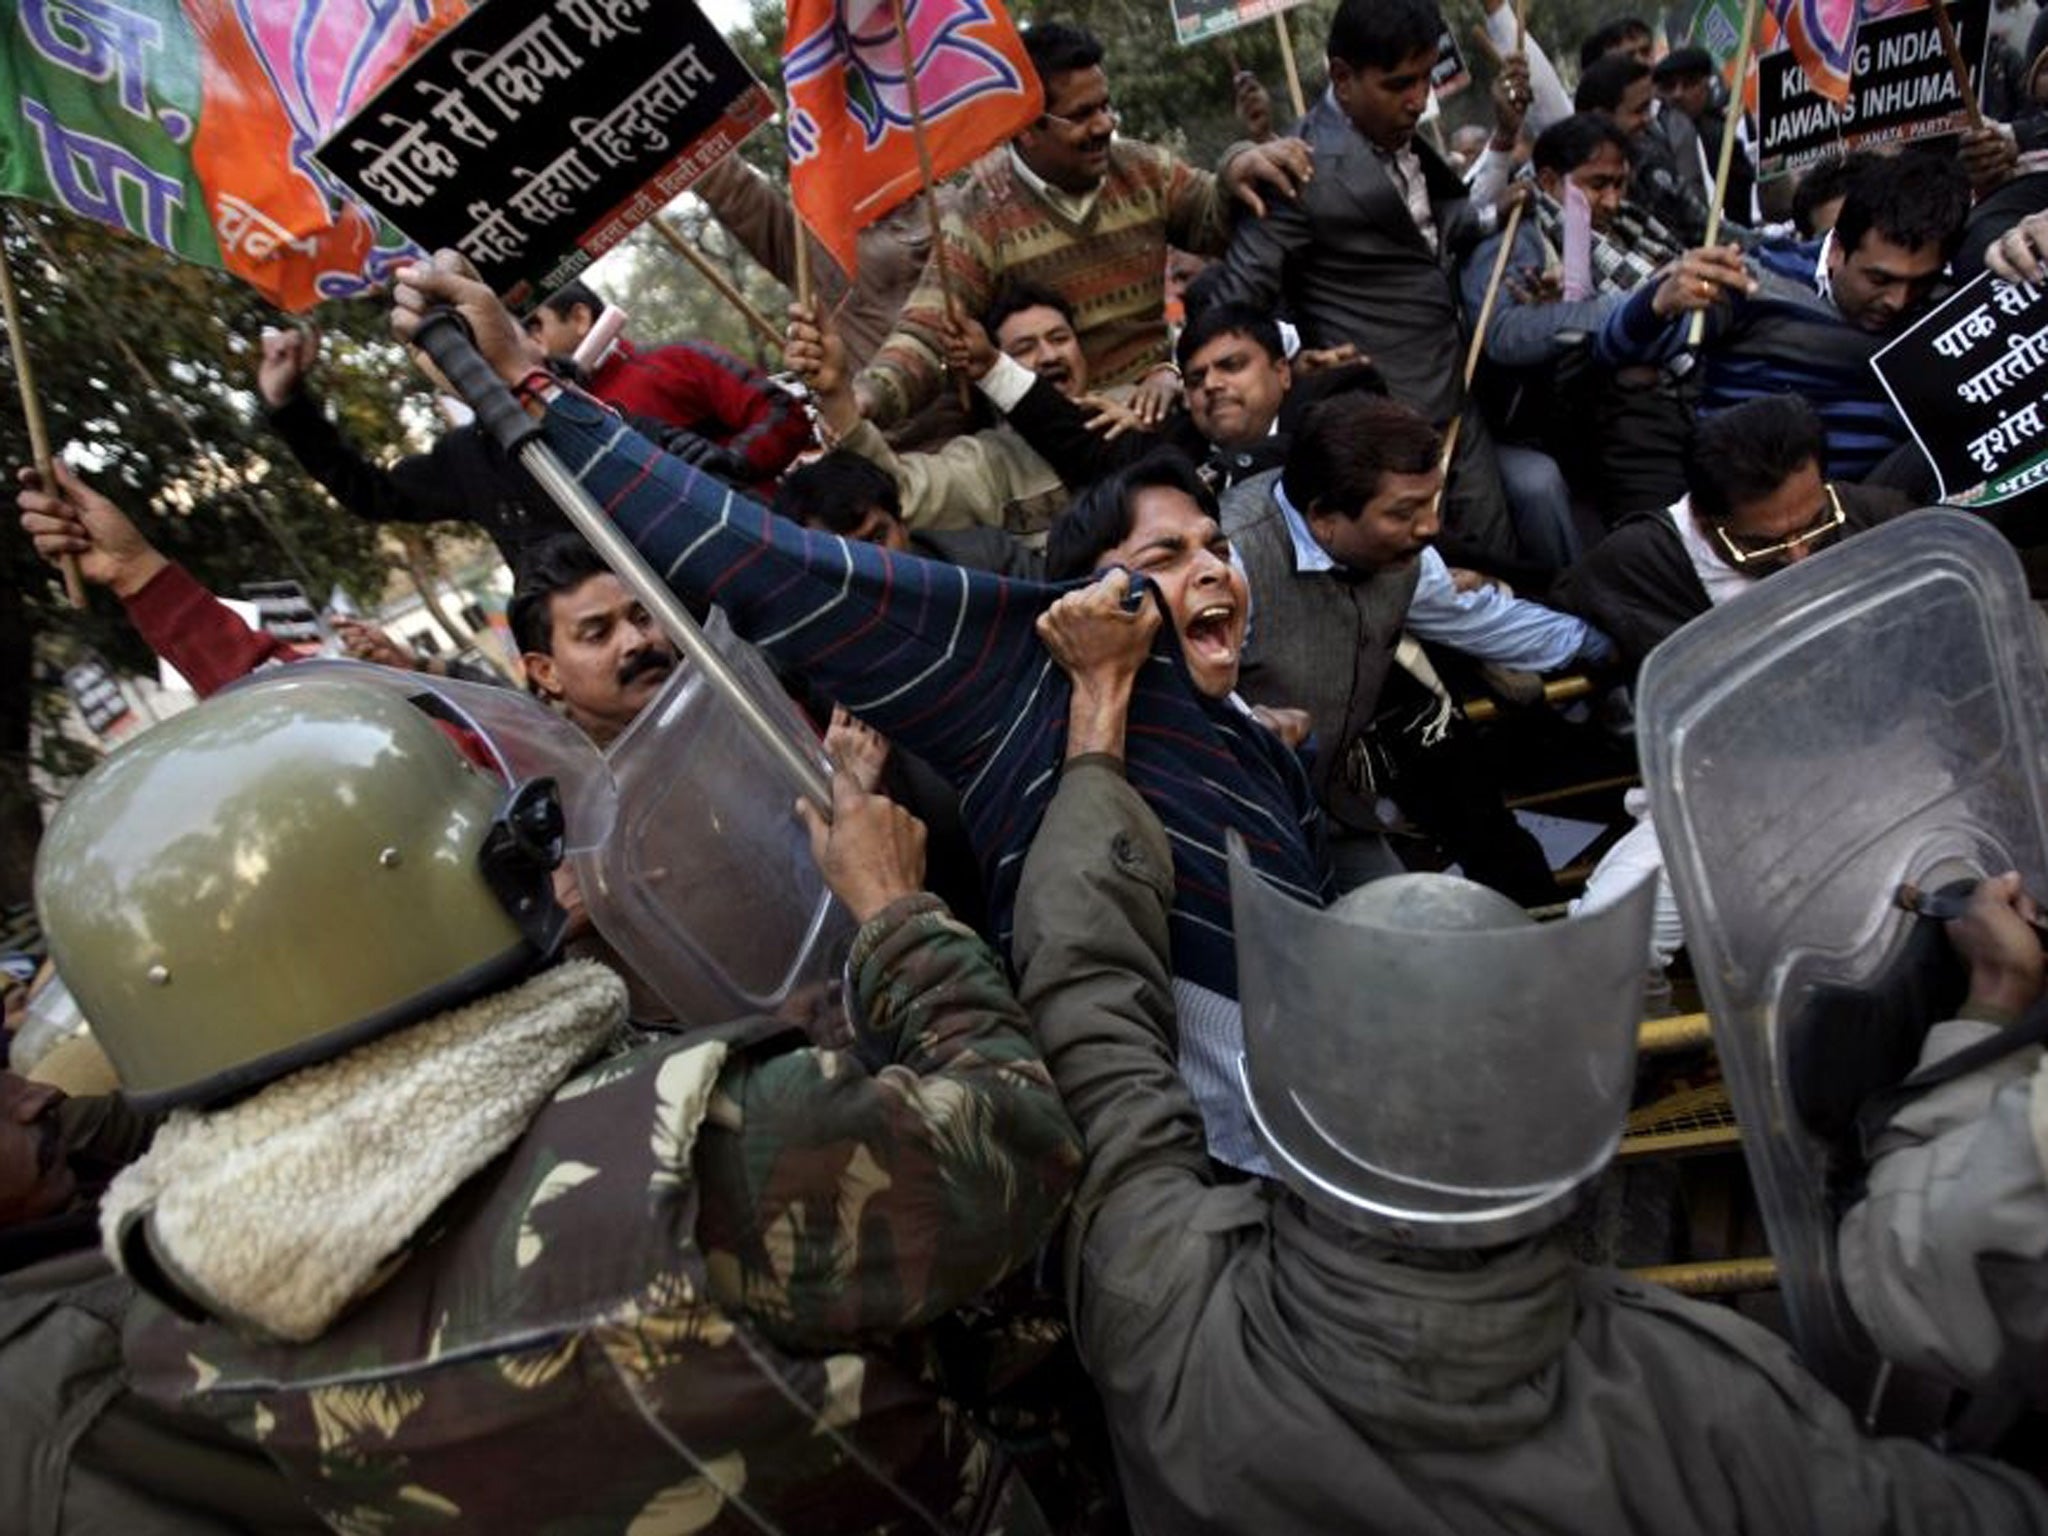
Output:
[{"xmin": 0, "ymin": 204, "xmax": 416, "ymax": 895}]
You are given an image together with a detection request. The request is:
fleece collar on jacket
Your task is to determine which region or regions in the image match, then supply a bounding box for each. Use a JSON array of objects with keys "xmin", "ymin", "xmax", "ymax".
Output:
[{"xmin": 102, "ymin": 961, "xmax": 627, "ymax": 1343}]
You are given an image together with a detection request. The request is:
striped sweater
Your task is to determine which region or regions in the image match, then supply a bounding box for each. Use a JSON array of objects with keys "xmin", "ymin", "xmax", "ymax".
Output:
[
  {"xmin": 544, "ymin": 394, "xmax": 1327, "ymax": 1010},
  {"xmin": 856, "ymin": 140, "xmax": 1232, "ymax": 427},
  {"xmin": 1595, "ymin": 239, "xmax": 1912, "ymax": 480}
]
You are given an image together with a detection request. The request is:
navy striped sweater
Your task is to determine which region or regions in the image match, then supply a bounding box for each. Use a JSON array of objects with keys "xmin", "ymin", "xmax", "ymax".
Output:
[
  {"xmin": 544, "ymin": 394, "xmax": 1330, "ymax": 999},
  {"xmin": 1596, "ymin": 238, "xmax": 1913, "ymax": 481}
]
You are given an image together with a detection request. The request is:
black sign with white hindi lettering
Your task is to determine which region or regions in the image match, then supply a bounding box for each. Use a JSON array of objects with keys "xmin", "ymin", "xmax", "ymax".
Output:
[
  {"xmin": 1870, "ymin": 271, "xmax": 2048, "ymax": 505},
  {"xmin": 316, "ymin": 0, "xmax": 773, "ymax": 305},
  {"xmin": 1755, "ymin": 0, "xmax": 1986, "ymax": 180}
]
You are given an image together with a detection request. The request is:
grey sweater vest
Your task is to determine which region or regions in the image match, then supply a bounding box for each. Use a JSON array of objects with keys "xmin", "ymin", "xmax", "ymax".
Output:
[{"xmin": 1222, "ymin": 471, "xmax": 1421, "ymax": 830}]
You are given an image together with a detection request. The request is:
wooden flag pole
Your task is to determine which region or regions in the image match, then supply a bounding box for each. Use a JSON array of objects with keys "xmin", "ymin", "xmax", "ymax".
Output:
[
  {"xmin": 648, "ymin": 214, "xmax": 785, "ymax": 351},
  {"xmin": 0, "ymin": 213, "xmax": 86, "ymax": 609},
  {"xmin": 1273, "ymin": 14, "xmax": 1307, "ymax": 121},
  {"xmin": 886, "ymin": 0, "xmax": 971, "ymax": 412},
  {"xmin": 791, "ymin": 206, "xmax": 815, "ymax": 319},
  {"xmin": 787, "ymin": 94, "xmax": 816, "ymax": 322},
  {"xmin": 1513, "ymin": 0, "xmax": 1527, "ymax": 54},
  {"xmin": 1687, "ymin": 0, "xmax": 1764, "ymax": 348},
  {"xmin": 1429, "ymin": 197, "xmax": 1525, "ymax": 517},
  {"xmin": 1464, "ymin": 200, "xmax": 1523, "ymax": 391},
  {"xmin": 1928, "ymin": 0, "xmax": 1984, "ymax": 130}
]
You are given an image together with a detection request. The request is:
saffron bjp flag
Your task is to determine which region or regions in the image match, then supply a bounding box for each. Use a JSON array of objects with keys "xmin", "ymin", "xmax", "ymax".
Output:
[
  {"xmin": 0, "ymin": 0, "xmax": 466, "ymax": 311},
  {"xmin": 1765, "ymin": 0, "xmax": 1923, "ymax": 102},
  {"xmin": 782, "ymin": 0, "xmax": 1042, "ymax": 277}
]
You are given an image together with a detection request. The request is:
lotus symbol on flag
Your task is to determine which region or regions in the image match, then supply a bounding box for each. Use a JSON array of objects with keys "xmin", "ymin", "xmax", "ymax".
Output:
[{"xmin": 785, "ymin": 0, "xmax": 1027, "ymax": 152}]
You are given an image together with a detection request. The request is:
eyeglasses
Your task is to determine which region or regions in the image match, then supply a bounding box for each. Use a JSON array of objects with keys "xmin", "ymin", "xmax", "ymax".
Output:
[
  {"xmin": 1041, "ymin": 99, "xmax": 1118, "ymax": 128},
  {"xmin": 1710, "ymin": 483, "xmax": 1846, "ymax": 571}
]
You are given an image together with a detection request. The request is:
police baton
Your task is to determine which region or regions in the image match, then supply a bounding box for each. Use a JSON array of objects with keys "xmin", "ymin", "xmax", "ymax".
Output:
[{"xmin": 409, "ymin": 307, "xmax": 834, "ymax": 815}]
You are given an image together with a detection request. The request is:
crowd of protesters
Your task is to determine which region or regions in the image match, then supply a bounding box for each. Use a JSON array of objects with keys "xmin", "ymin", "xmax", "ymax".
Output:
[{"xmin": 7, "ymin": 0, "xmax": 2048, "ymax": 1529}]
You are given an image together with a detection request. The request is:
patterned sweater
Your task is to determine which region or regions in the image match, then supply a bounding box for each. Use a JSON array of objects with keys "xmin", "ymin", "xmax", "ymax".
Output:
[{"xmin": 857, "ymin": 140, "xmax": 1233, "ymax": 427}]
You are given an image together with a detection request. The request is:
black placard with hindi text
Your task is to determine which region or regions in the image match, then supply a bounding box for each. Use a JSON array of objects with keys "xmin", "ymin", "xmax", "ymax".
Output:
[
  {"xmin": 1754, "ymin": 0, "xmax": 1987, "ymax": 180},
  {"xmin": 1870, "ymin": 271, "xmax": 2048, "ymax": 506},
  {"xmin": 315, "ymin": 0, "xmax": 774, "ymax": 305}
]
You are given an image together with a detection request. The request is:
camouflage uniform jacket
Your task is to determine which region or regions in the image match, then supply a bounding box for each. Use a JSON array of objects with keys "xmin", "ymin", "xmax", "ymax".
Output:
[{"xmin": 120, "ymin": 895, "xmax": 1082, "ymax": 1535}]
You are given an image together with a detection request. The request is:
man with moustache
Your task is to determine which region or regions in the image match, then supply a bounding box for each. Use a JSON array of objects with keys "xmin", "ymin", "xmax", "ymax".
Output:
[{"xmin": 395, "ymin": 252, "xmax": 1328, "ymax": 1173}]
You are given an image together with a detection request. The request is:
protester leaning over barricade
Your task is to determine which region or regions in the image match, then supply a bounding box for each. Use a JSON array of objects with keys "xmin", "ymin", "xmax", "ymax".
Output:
[
  {"xmin": 954, "ymin": 299, "xmax": 1383, "ymax": 500},
  {"xmin": 526, "ymin": 279, "xmax": 811, "ymax": 495},
  {"xmin": 1006, "ymin": 575, "xmax": 2048, "ymax": 1536},
  {"xmin": 1, "ymin": 669, "xmax": 1082, "ymax": 1534},
  {"xmin": 1199, "ymin": 0, "xmax": 1531, "ymax": 566},
  {"xmin": 787, "ymin": 282, "xmax": 1078, "ymax": 546},
  {"xmin": 1560, "ymin": 396, "xmax": 1911, "ymax": 978},
  {"xmin": 1463, "ymin": 111, "xmax": 1692, "ymax": 525},
  {"xmin": 1214, "ymin": 392, "xmax": 1604, "ymax": 900},
  {"xmin": 1595, "ymin": 150, "xmax": 1973, "ymax": 489},
  {"xmin": 1555, "ymin": 395, "xmax": 1909, "ymax": 681},
  {"xmin": 392, "ymin": 253, "xmax": 1329, "ymax": 1177},
  {"xmin": 853, "ymin": 20, "xmax": 1314, "ymax": 432}
]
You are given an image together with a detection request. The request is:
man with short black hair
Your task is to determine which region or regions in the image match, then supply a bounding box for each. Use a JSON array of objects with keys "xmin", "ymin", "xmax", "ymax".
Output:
[
  {"xmin": 1597, "ymin": 152, "xmax": 1973, "ymax": 486},
  {"xmin": 1222, "ymin": 393, "xmax": 1607, "ymax": 898},
  {"xmin": 1463, "ymin": 111, "xmax": 1690, "ymax": 525},
  {"xmin": 789, "ymin": 281, "xmax": 1084, "ymax": 545},
  {"xmin": 1578, "ymin": 14, "xmax": 1653, "ymax": 68},
  {"xmin": 1556, "ymin": 395, "xmax": 1909, "ymax": 677},
  {"xmin": 958, "ymin": 299, "xmax": 1384, "ymax": 495},
  {"xmin": 526, "ymin": 280, "xmax": 810, "ymax": 494},
  {"xmin": 853, "ymin": 20, "xmax": 1311, "ymax": 431},
  {"xmin": 1201, "ymin": 0, "xmax": 1530, "ymax": 563},
  {"xmin": 1576, "ymin": 52, "xmax": 1710, "ymax": 241},
  {"xmin": 507, "ymin": 534, "xmax": 678, "ymax": 748}
]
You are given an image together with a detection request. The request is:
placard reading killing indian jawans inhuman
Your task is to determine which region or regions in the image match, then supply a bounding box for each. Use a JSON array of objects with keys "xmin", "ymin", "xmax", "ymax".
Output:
[
  {"xmin": 1870, "ymin": 271, "xmax": 2048, "ymax": 506},
  {"xmin": 315, "ymin": 0, "xmax": 774, "ymax": 305},
  {"xmin": 1754, "ymin": 0, "xmax": 1986, "ymax": 179}
]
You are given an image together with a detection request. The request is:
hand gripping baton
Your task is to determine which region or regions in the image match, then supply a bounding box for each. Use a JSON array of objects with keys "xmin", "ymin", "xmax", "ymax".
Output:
[{"xmin": 409, "ymin": 308, "xmax": 833, "ymax": 814}]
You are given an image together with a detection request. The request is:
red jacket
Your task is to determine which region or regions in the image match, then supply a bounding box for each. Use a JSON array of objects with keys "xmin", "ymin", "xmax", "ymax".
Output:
[
  {"xmin": 585, "ymin": 338, "xmax": 810, "ymax": 490},
  {"xmin": 124, "ymin": 564, "xmax": 496, "ymax": 771}
]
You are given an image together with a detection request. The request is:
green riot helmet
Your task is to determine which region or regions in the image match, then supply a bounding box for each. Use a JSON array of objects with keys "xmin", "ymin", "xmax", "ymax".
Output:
[{"xmin": 35, "ymin": 672, "xmax": 567, "ymax": 1108}]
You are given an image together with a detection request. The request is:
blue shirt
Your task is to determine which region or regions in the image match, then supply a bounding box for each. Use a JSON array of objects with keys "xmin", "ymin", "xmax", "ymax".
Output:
[{"xmin": 1272, "ymin": 482, "xmax": 1612, "ymax": 670}]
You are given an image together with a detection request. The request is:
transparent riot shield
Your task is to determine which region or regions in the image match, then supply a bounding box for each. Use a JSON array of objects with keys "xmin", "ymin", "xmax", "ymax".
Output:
[
  {"xmin": 265, "ymin": 634, "xmax": 853, "ymax": 1032},
  {"xmin": 1638, "ymin": 509, "xmax": 2048, "ymax": 1407}
]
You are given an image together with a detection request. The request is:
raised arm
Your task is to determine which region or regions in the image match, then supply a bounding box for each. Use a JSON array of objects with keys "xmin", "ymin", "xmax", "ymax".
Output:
[
  {"xmin": 697, "ymin": 769, "xmax": 1081, "ymax": 1351},
  {"xmin": 1837, "ymin": 872, "xmax": 2048, "ymax": 1394},
  {"xmin": 392, "ymin": 255, "xmax": 1047, "ymax": 783},
  {"xmin": 17, "ymin": 462, "xmax": 294, "ymax": 696},
  {"xmin": 1013, "ymin": 576, "xmax": 1216, "ymax": 1295}
]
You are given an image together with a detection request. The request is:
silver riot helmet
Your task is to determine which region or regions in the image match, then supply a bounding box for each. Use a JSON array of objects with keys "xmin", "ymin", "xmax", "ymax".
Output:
[{"xmin": 1229, "ymin": 837, "xmax": 1656, "ymax": 1248}]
